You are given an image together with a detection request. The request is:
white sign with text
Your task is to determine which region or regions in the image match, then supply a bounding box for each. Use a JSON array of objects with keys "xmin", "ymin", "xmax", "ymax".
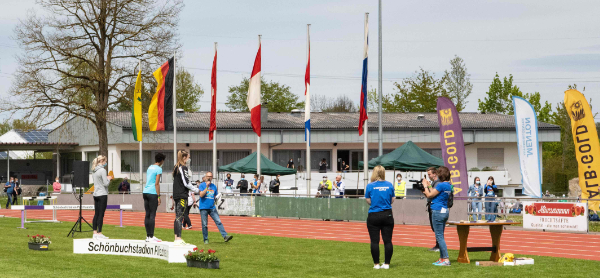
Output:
[
  {"xmin": 522, "ymin": 202, "xmax": 588, "ymax": 232},
  {"xmin": 73, "ymin": 239, "xmax": 195, "ymax": 263}
]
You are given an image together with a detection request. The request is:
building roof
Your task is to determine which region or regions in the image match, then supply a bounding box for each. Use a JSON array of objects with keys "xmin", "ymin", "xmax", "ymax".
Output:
[
  {"xmin": 14, "ymin": 129, "xmax": 52, "ymax": 143},
  {"xmin": 106, "ymin": 111, "xmax": 560, "ymax": 131}
]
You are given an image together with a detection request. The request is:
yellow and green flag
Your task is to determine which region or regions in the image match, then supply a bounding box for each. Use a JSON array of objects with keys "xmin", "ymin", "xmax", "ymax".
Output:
[{"xmin": 131, "ymin": 69, "xmax": 143, "ymax": 141}]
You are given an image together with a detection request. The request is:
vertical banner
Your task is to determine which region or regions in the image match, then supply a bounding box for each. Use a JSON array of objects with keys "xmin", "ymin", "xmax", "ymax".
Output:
[
  {"xmin": 564, "ymin": 89, "xmax": 600, "ymax": 211},
  {"xmin": 513, "ymin": 96, "xmax": 542, "ymax": 198},
  {"xmin": 436, "ymin": 97, "xmax": 467, "ymax": 196}
]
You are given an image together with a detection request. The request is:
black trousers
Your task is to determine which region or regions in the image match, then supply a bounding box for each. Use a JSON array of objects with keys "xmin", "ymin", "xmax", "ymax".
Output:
[
  {"xmin": 367, "ymin": 209, "xmax": 394, "ymax": 265},
  {"xmin": 428, "ymin": 205, "xmax": 440, "ymax": 248},
  {"xmin": 174, "ymin": 198, "xmax": 187, "ymax": 237},
  {"xmin": 11, "ymin": 192, "xmax": 18, "ymax": 205},
  {"xmin": 143, "ymin": 194, "xmax": 158, "ymax": 237},
  {"xmin": 93, "ymin": 195, "xmax": 108, "ymax": 232},
  {"xmin": 182, "ymin": 205, "xmax": 193, "ymax": 228}
]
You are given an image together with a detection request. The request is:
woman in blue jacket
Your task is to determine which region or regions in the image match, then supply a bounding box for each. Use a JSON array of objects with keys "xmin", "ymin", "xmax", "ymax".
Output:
[
  {"xmin": 365, "ymin": 165, "xmax": 395, "ymax": 270},
  {"xmin": 484, "ymin": 176, "xmax": 498, "ymax": 221},
  {"xmin": 423, "ymin": 166, "xmax": 453, "ymax": 266}
]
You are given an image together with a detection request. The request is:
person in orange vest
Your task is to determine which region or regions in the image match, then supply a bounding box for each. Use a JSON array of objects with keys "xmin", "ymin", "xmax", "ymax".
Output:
[{"xmin": 394, "ymin": 173, "xmax": 406, "ymax": 199}]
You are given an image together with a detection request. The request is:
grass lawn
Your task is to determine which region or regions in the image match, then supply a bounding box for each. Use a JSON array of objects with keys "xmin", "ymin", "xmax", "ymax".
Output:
[{"xmin": 0, "ymin": 217, "xmax": 597, "ymax": 277}]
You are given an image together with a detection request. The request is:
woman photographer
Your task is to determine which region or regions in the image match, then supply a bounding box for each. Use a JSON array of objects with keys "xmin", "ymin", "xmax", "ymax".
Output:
[
  {"xmin": 365, "ymin": 165, "xmax": 395, "ymax": 269},
  {"xmin": 92, "ymin": 155, "xmax": 113, "ymax": 240},
  {"xmin": 422, "ymin": 166, "xmax": 453, "ymax": 266}
]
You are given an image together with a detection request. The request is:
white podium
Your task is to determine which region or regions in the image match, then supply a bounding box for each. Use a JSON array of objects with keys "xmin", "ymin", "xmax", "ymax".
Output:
[{"xmin": 73, "ymin": 238, "xmax": 196, "ymax": 263}]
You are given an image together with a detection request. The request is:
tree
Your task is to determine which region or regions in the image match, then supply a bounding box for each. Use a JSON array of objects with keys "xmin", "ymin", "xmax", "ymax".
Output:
[
  {"xmin": 113, "ymin": 67, "xmax": 204, "ymax": 113},
  {"xmin": 322, "ymin": 95, "xmax": 357, "ymax": 112},
  {"xmin": 367, "ymin": 88, "xmax": 378, "ymax": 112},
  {"xmin": 0, "ymin": 119, "xmax": 38, "ymax": 135},
  {"xmin": 7, "ymin": 0, "xmax": 182, "ymax": 158},
  {"xmin": 477, "ymin": 74, "xmax": 523, "ymax": 114},
  {"xmin": 382, "ymin": 68, "xmax": 448, "ymax": 113},
  {"xmin": 226, "ymin": 77, "xmax": 303, "ymax": 112},
  {"xmin": 523, "ymin": 92, "xmax": 553, "ymax": 123},
  {"xmin": 443, "ymin": 55, "xmax": 472, "ymax": 112}
]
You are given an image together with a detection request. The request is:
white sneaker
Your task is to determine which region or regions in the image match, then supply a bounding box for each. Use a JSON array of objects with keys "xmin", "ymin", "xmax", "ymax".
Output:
[
  {"xmin": 98, "ymin": 234, "xmax": 109, "ymax": 239},
  {"xmin": 145, "ymin": 237, "xmax": 150, "ymax": 242},
  {"xmin": 148, "ymin": 236, "xmax": 162, "ymax": 243},
  {"xmin": 93, "ymin": 234, "xmax": 98, "ymax": 240},
  {"xmin": 373, "ymin": 264, "xmax": 381, "ymax": 269},
  {"xmin": 174, "ymin": 239, "xmax": 189, "ymax": 246},
  {"xmin": 382, "ymin": 264, "xmax": 389, "ymax": 269}
]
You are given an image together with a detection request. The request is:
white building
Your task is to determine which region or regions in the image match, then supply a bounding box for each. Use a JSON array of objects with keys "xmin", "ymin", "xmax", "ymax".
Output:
[{"xmin": 48, "ymin": 109, "xmax": 560, "ymax": 197}]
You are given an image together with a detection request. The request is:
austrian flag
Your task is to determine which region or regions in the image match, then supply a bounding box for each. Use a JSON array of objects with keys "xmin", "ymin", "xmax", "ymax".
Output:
[{"xmin": 247, "ymin": 43, "xmax": 261, "ymax": 136}]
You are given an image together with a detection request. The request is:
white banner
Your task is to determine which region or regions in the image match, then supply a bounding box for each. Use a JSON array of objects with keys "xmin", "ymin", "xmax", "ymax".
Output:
[
  {"xmin": 523, "ymin": 202, "xmax": 588, "ymax": 232},
  {"xmin": 73, "ymin": 239, "xmax": 194, "ymax": 263},
  {"xmin": 513, "ymin": 96, "xmax": 542, "ymax": 198}
]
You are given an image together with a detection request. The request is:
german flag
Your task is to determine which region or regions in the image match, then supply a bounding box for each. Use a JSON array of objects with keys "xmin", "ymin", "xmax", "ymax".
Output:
[{"xmin": 149, "ymin": 57, "xmax": 174, "ymax": 131}]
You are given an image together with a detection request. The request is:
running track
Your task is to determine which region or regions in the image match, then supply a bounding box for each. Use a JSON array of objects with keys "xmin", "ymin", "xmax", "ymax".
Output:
[{"xmin": 2, "ymin": 209, "xmax": 599, "ymax": 261}]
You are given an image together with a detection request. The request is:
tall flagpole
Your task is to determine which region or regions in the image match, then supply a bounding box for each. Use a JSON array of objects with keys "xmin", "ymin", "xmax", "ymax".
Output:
[
  {"xmin": 257, "ymin": 35, "xmax": 261, "ymax": 179},
  {"xmin": 212, "ymin": 42, "xmax": 218, "ymax": 175},
  {"xmin": 173, "ymin": 52, "xmax": 177, "ymax": 164},
  {"xmin": 139, "ymin": 60, "xmax": 143, "ymax": 186},
  {"xmin": 306, "ymin": 24, "xmax": 311, "ymax": 196},
  {"xmin": 363, "ymin": 13, "xmax": 369, "ymax": 189},
  {"xmin": 378, "ymin": 0, "xmax": 383, "ymax": 156}
]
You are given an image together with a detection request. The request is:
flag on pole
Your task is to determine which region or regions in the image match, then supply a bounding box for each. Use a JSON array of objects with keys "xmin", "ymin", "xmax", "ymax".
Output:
[
  {"xmin": 358, "ymin": 18, "xmax": 369, "ymax": 135},
  {"xmin": 149, "ymin": 57, "xmax": 174, "ymax": 131},
  {"xmin": 131, "ymin": 68, "xmax": 143, "ymax": 141},
  {"xmin": 305, "ymin": 30, "xmax": 311, "ymax": 142},
  {"xmin": 247, "ymin": 43, "xmax": 261, "ymax": 136},
  {"xmin": 512, "ymin": 96, "xmax": 542, "ymax": 198},
  {"xmin": 209, "ymin": 48, "xmax": 218, "ymax": 141}
]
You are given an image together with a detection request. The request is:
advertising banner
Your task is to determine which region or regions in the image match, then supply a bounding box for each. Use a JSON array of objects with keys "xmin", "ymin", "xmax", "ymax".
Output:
[
  {"xmin": 564, "ymin": 89, "xmax": 600, "ymax": 211},
  {"xmin": 512, "ymin": 96, "xmax": 542, "ymax": 197},
  {"xmin": 437, "ymin": 97, "xmax": 467, "ymax": 196},
  {"xmin": 523, "ymin": 201, "xmax": 588, "ymax": 232}
]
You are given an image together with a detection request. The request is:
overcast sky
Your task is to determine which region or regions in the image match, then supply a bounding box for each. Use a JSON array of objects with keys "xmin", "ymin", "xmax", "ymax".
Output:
[{"xmin": 1, "ymin": 0, "xmax": 599, "ymax": 121}]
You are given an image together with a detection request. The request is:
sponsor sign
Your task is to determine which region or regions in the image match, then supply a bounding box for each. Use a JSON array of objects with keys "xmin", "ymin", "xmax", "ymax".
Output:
[
  {"xmin": 437, "ymin": 97, "xmax": 468, "ymax": 196},
  {"xmin": 523, "ymin": 202, "xmax": 588, "ymax": 232},
  {"xmin": 73, "ymin": 239, "xmax": 194, "ymax": 263}
]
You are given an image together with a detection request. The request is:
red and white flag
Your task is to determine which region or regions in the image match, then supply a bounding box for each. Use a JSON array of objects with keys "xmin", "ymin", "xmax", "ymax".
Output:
[
  {"xmin": 247, "ymin": 43, "xmax": 261, "ymax": 136},
  {"xmin": 209, "ymin": 47, "xmax": 217, "ymax": 141}
]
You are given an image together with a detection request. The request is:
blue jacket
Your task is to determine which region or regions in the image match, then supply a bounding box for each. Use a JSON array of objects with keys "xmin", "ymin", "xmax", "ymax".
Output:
[{"xmin": 468, "ymin": 184, "xmax": 484, "ymax": 198}]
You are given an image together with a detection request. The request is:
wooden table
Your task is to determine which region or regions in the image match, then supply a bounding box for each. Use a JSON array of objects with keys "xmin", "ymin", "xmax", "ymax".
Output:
[{"xmin": 447, "ymin": 221, "xmax": 521, "ymax": 264}]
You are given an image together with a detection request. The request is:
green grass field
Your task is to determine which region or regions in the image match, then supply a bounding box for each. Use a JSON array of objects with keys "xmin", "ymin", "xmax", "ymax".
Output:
[{"xmin": 0, "ymin": 217, "xmax": 596, "ymax": 278}]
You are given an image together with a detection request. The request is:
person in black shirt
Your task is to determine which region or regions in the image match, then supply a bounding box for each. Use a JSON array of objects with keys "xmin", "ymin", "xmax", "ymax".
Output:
[
  {"xmin": 118, "ymin": 177, "xmax": 131, "ymax": 194},
  {"xmin": 236, "ymin": 174, "xmax": 249, "ymax": 196},
  {"xmin": 269, "ymin": 175, "xmax": 281, "ymax": 194},
  {"xmin": 171, "ymin": 150, "xmax": 199, "ymax": 245},
  {"xmin": 287, "ymin": 159, "xmax": 295, "ymax": 169}
]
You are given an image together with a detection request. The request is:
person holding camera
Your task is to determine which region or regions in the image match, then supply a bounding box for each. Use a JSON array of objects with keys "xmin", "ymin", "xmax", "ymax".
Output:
[
  {"xmin": 92, "ymin": 155, "xmax": 113, "ymax": 240},
  {"xmin": 422, "ymin": 166, "xmax": 453, "ymax": 266},
  {"xmin": 365, "ymin": 165, "xmax": 395, "ymax": 269},
  {"xmin": 425, "ymin": 167, "xmax": 441, "ymax": 252},
  {"xmin": 484, "ymin": 176, "xmax": 499, "ymax": 221}
]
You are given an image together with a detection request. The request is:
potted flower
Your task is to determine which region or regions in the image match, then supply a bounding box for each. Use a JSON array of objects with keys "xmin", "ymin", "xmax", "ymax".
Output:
[
  {"xmin": 184, "ymin": 248, "xmax": 220, "ymax": 269},
  {"xmin": 28, "ymin": 234, "xmax": 51, "ymax": 251}
]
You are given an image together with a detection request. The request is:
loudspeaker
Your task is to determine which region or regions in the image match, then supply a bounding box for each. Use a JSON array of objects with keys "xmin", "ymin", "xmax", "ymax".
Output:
[{"xmin": 73, "ymin": 160, "xmax": 90, "ymax": 188}]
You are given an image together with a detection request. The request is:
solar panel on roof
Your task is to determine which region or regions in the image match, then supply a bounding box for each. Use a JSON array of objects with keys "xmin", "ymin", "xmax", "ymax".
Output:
[{"xmin": 17, "ymin": 130, "xmax": 50, "ymax": 143}]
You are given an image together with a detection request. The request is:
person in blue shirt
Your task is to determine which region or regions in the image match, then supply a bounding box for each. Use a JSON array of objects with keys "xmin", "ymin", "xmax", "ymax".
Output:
[
  {"xmin": 143, "ymin": 153, "xmax": 165, "ymax": 243},
  {"xmin": 198, "ymin": 171, "xmax": 233, "ymax": 245},
  {"xmin": 364, "ymin": 165, "xmax": 395, "ymax": 270},
  {"xmin": 422, "ymin": 166, "xmax": 453, "ymax": 266},
  {"xmin": 484, "ymin": 176, "xmax": 499, "ymax": 221},
  {"xmin": 4, "ymin": 177, "xmax": 16, "ymax": 209}
]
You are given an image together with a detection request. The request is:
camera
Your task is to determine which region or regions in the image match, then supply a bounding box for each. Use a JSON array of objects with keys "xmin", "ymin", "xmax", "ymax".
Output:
[{"xmin": 410, "ymin": 179, "xmax": 425, "ymax": 192}]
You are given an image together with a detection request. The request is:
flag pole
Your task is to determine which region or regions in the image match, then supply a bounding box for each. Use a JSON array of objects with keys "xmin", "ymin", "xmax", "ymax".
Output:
[
  {"xmin": 306, "ymin": 24, "xmax": 311, "ymax": 197},
  {"xmin": 377, "ymin": 0, "xmax": 383, "ymax": 157},
  {"xmin": 257, "ymin": 35, "xmax": 262, "ymax": 179},
  {"xmin": 363, "ymin": 12, "xmax": 369, "ymax": 189},
  {"xmin": 212, "ymin": 42, "xmax": 218, "ymax": 175},
  {"xmin": 173, "ymin": 52, "xmax": 177, "ymax": 166},
  {"xmin": 138, "ymin": 60, "xmax": 143, "ymax": 187}
]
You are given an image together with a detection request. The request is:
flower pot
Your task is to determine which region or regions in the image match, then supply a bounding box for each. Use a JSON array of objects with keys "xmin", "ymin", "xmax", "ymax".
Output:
[
  {"xmin": 186, "ymin": 259, "xmax": 220, "ymax": 269},
  {"xmin": 28, "ymin": 243, "xmax": 49, "ymax": 251}
]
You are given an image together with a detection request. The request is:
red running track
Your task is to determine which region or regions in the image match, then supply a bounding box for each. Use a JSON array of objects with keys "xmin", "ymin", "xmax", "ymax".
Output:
[{"xmin": 2, "ymin": 209, "xmax": 599, "ymax": 261}]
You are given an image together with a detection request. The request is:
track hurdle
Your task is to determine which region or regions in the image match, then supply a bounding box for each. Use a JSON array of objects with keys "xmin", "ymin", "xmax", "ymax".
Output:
[{"xmin": 11, "ymin": 204, "xmax": 133, "ymax": 229}]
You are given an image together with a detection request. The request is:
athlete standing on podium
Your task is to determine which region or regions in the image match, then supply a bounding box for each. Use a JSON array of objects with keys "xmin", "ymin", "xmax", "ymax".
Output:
[
  {"xmin": 143, "ymin": 153, "xmax": 166, "ymax": 243},
  {"xmin": 172, "ymin": 150, "xmax": 199, "ymax": 245}
]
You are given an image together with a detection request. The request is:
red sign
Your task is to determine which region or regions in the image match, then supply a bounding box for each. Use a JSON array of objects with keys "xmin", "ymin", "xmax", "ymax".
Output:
[
  {"xmin": 525, "ymin": 203, "xmax": 586, "ymax": 217},
  {"xmin": 21, "ymin": 175, "xmax": 38, "ymax": 180}
]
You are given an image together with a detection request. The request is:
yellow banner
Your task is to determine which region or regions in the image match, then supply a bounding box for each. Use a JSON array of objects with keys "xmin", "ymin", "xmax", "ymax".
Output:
[{"xmin": 564, "ymin": 89, "xmax": 600, "ymax": 211}]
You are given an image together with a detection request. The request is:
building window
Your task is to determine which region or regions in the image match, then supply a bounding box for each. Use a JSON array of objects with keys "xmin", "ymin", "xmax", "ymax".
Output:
[
  {"xmin": 312, "ymin": 150, "xmax": 331, "ymax": 170},
  {"xmin": 190, "ymin": 151, "xmax": 212, "ymax": 172},
  {"xmin": 273, "ymin": 150, "xmax": 302, "ymax": 169},
  {"xmin": 477, "ymin": 148, "xmax": 505, "ymax": 170},
  {"xmin": 221, "ymin": 150, "xmax": 250, "ymax": 166},
  {"xmin": 423, "ymin": 149, "xmax": 443, "ymax": 159},
  {"xmin": 120, "ymin": 151, "xmax": 152, "ymax": 173},
  {"xmin": 515, "ymin": 189, "xmax": 526, "ymax": 197}
]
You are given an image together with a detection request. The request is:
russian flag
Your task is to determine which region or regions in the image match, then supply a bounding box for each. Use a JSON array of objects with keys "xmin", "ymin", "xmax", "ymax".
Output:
[
  {"xmin": 358, "ymin": 16, "xmax": 368, "ymax": 136},
  {"xmin": 305, "ymin": 30, "xmax": 311, "ymax": 143}
]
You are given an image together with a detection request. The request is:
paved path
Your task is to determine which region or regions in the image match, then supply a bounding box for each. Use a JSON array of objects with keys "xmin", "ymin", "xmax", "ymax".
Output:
[{"xmin": 2, "ymin": 209, "xmax": 598, "ymax": 261}]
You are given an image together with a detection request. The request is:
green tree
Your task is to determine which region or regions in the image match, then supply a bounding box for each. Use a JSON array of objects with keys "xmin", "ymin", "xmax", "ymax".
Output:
[
  {"xmin": 477, "ymin": 74, "xmax": 523, "ymax": 114},
  {"xmin": 382, "ymin": 68, "xmax": 448, "ymax": 113},
  {"xmin": 226, "ymin": 77, "xmax": 303, "ymax": 112},
  {"xmin": 524, "ymin": 92, "xmax": 553, "ymax": 123},
  {"xmin": 443, "ymin": 55, "xmax": 472, "ymax": 112},
  {"xmin": 113, "ymin": 67, "xmax": 203, "ymax": 113},
  {"xmin": 367, "ymin": 88, "xmax": 378, "ymax": 112},
  {"xmin": 0, "ymin": 119, "xmax": 38, "ymax": 135}
]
